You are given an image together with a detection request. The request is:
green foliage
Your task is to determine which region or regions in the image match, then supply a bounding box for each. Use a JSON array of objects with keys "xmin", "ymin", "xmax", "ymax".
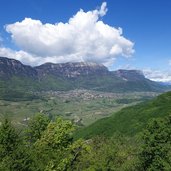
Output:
[
  {"xmin": 0, "ymin": 119, "xmax": 19, "ymax": 156},
  {"xmin": 139, "ymin": 116, "xmax": 171, "ymax": 170},
  {"xmin": 0, "ymin": 145, "xmax": 36, "ymax": 171},
  {"xmin": 0, "ymin": 89, "xmax": 39, "ymax": 101},
  {"xmin": 1, "ymin": 112, "xmax": 171, "ymax": 170},
  {"xmin": 25, "ymin": 113, "xmax": 50, "ymax": 144},
  {"xmin": 35, "ymin": 118, "xmax": 74, "ymax": 150},
  {"xmin": 45, "ymin": 139, "xmax": 90, "ymax": 171},
  {"xmin": 0, "ymin": 117, "xmax": 90, "ymax": 170},
  {"xmin": 72, "ymin": 135, "xmax": 140, "ymax": 171},
  {"xmin": 1, "ymin": 90, "xmax": 171, "ymax": 170},
  {"xmin": 34, "ymin": 118, "xmax": 89, "ymax": 170},
  {"xmin": 75, "ymin": 91, "xmax": 171, "ymax": 139},
  {"xmin": 0, "ymin": 119, "xmax": 36, "ymax": 171}
]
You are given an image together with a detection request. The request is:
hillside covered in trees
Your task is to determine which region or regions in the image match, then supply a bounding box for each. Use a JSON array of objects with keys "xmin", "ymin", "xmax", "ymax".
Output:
[
  {"xmin": 0, "ymin": 92, "xmax": 171, "ymax": 170},
  {"xmin": 75, "ymin": 91, "xmax": 171, "ymax": 139}
]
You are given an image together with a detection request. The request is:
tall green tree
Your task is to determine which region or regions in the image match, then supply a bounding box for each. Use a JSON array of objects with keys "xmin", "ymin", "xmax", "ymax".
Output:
[
  {"xmin": 0, "ymin": 119, "xmax": 19, "ymax": 157},
  {"xmin": 25, "ymin": 113, "xmax": 50, "ymax": 144},
  {"xmin": 34, "ymin": 118, "xmax": 89, "ymax": 170},
  {"xmin": 73, "ymin": 135, "xmax": 139, "ymax": 171},
  {"xmin": 0, "ymin": 119, "xmax": 36, "ymax": 171},
  {"xmin": 139, "ymin": 116, "xmax": 171, "ymax": 170}
]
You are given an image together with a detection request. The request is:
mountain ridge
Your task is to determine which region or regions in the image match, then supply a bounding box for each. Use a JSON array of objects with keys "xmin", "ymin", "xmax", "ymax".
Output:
[
  {"xmin": 0, "ymin": 56, "xmax": 152, "ymax": 80},
  {"xmin": 35, "ymin": 61, "xmax": 109, "ymax": 78},
  {"xmin": 0, "ymin": 56, "xmax": 170, "ymax": 92},
  {"xmin": 0, "ymin": 56, "xmax": 37, "ymax": 78}
]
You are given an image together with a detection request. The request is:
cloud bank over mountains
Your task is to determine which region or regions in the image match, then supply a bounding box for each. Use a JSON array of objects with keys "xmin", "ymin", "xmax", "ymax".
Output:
[
  {"xmin": 0, "ymin": 2, "xmax": 170, "ymax": 83},
  {"xmin": 143, "ymin": 69, "xmax": 171, "ymax": 83},
  {"xmin": 0, "ymin": 2, "xmax": 134, "ymax": 66}
]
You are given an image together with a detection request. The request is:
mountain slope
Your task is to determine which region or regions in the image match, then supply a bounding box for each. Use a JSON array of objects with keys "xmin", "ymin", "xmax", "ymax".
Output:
[
  {"xmin": 0, "ymin": 57, "xmax": 37, "ymax": 78},
  {"xmin": 35, "ymin": 62, "xmax": 109, "ymax": 78},
  {"xmin": 0, "ymin": 56, "xmax": 170, "ymax": 93},
  {"xmin": 75, "ymin": 91, "xmax": 171, "ymax": 139}
]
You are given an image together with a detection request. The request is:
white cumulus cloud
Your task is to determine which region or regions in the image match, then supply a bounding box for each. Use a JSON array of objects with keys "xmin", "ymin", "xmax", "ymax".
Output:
[
  {"xmin": 0, "ymin": 47, "xmax": 39, "ymax": 64},
  {"xmin": 2, "ymin": 2, "xmax": 134, "ymax": 66},
  {"xmin": 143, "ymin": 69, "xmax": 171, "ymax": 82}
]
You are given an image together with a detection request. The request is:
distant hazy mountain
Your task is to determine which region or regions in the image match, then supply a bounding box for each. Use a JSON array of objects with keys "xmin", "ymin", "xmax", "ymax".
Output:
[{"xmin": 0, "ymin": 56, "xmax": 170, "ymax": 92}]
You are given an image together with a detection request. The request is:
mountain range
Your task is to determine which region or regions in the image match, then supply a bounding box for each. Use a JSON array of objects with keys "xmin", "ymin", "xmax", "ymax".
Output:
[{"xmin": 0, "ymin": 56, "xmax": 170, "ymax": 93}]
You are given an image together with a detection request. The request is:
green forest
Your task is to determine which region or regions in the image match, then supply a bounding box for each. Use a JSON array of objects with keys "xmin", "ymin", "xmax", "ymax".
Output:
[
  {"xmin": 1, "ymin": 91, "xmax": 171, "ymax": 171},
  {"xmin": 0, "ymin": 111, "xmax": 171, "ymax": 170}
]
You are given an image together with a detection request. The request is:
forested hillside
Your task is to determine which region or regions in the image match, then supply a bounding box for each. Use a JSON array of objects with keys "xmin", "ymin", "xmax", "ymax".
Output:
[
  {"xmin": 75, "ymin": 91, "xmax": 171, "ymax": 139},
  {"xmin": 0, "ymin": 112, "xmax": 171, "ymax": 170}
]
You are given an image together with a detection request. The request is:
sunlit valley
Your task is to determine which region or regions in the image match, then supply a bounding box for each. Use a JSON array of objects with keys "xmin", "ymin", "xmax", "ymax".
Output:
[{"xmin": 0, "ymin": 1, "xmax": 171, "ymax": 170}]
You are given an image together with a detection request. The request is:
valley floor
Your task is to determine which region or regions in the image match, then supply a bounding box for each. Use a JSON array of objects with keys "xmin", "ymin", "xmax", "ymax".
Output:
[{"xmin": 0, "ymin": 89, "xmax": 159, "ymax": 127}]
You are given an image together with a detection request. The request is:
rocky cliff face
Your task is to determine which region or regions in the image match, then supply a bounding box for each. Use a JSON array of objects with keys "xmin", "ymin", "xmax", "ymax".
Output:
[
  {"xmin": 113, "ymin": 69, "xmax": 146, "ymax": 81},
  {"xmin": 0, "ymin": 56, "xmax": 167, "ymax": 92},
  {"xmin": 35, "ymin": 62, "xmax": 109, "ymax": 78},
  {"xmin": 0, "ymin": 56, "xmax": 145, "ymax": 81},
  {"xmin": 0, "ymin": 57, "xmax": 37, "ymax": 78}
]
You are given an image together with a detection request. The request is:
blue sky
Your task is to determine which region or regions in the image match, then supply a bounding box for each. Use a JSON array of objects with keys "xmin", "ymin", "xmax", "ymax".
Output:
[{"xmin": 0, "ymin": 0, "xmax": 171, "ymax": 81}]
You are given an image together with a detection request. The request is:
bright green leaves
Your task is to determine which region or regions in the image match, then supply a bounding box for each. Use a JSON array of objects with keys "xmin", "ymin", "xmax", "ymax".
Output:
[
  {"xmin": 34, "ymin": 118, "xmax": 89, "ymax": 170},
  {"xmin": 140, "ymin": 115, "xmax": 171, "ymax": 170},
  {"xmin": 35, "ymin": 118, "xmax": 74, "ymax": 150},
  {"xmin": 25, "ymin": 113, "xmax": 50, "ymax": 144},
  {"xmin": 1, "ymin": 113, "xmax": 171, "ymax": 170}
]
